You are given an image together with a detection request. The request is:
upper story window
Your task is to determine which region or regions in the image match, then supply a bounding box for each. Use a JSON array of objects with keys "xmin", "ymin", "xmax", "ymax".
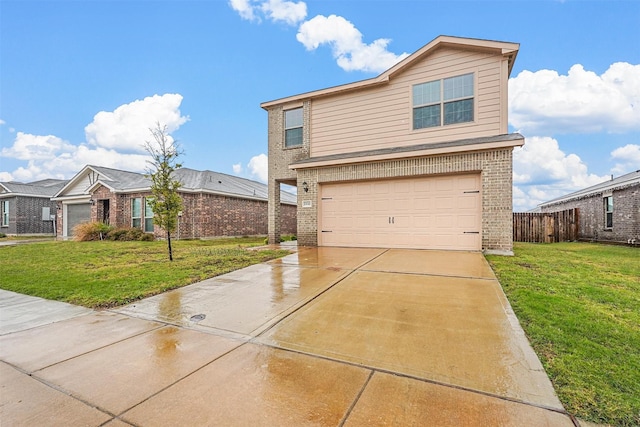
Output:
[
  {"xmin": 1, "ymin": 200, "xmax": 8, "ymax": 226},
  {"xmin": 413, "ymin": 73, "xmax": 474, "ymax": 130},
  {"xmin": 604, "ymin": 196, "xmax": 613, "ymax": 228},
  {"xmin": 284, "ymin": 107, "xmax": 303, "ymax": 147}
]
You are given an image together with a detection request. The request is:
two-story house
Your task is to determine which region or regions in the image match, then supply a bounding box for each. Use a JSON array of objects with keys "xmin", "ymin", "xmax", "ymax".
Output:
[{"xmin": 262, "ymin": 35, "xmax": 523, "ymax": 254}]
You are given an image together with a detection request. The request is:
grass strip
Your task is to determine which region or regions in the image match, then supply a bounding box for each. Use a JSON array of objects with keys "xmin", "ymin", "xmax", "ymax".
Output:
[
  {"xmin": 0, "ymin": 237, "xmax": 290, "ymax": 308},
  {"xmin": 486, "ymin": 242, "xmax": 639, "ymax": 427}
]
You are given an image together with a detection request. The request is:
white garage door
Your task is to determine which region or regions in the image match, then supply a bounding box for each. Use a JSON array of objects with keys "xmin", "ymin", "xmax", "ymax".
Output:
[{"xmin": 319, "ymin": 174, "xmax": 481, "ymax": 250}]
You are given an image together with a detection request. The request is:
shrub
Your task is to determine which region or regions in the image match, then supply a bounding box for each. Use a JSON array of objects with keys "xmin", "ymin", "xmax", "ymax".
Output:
[
  {"xmin": 0, "ymin": 232, "xmax": 6, "ymax": 238},
  {"xmin": 106, "ymin": 227, "xmax": 155, "ymax": 241},
  {"xmin": 73, "ymin": 222, "xmax": 113, "ymax": 241}
]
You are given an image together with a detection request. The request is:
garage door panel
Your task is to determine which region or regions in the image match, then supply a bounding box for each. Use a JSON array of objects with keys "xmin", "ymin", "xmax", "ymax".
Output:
[
  {"xmin": 457, "ymin": 175, "xmax": 480, "ymax": 191},
  {"xmin": 458, "ymin": 195, "xmax": 479, "ymax": 209},
  {"xmin": 435, "ymin": 178, "xmax": 455, "ymax": 191},
  {"xmin": 356, "ymin": 184, "xmax": 372, "ymax": 195},
  {"xmin": 373, "ymin": 182, "xmax": 390, "ymax": 194},
  {"xmin": 374, "ymin": 199, "xmax": 389, "ymax": 212},
  {"xmin": 67, "ymin": 203, "xmax": 91, "ymax": 236},
  {"xmin": 320, "ymin": 174, "xmax": 481, "ymax": 250},
  {"xmin": 413, "ymin": 197, "xmax": 433, "ymax": 211},
  {"xmin": 393, "ymin": 180, "xmax": 411, "ymax": 194},
  {"xmin": 436, "ymin": 196, "xmax": 455, "ymax": 209}
]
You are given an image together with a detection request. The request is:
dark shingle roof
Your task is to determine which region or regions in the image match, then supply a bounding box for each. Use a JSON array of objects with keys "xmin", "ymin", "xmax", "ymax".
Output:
[
  {"xmin": 539, "ymin": 170, "xmax": 640, "ymax": 207},
  {"xmin": 0, "ymin": 179, "xmax": 68, "ymax": 197},
  {"xmin": 73, "ymin": 166, "xmax": 296, "ymax": 205}
]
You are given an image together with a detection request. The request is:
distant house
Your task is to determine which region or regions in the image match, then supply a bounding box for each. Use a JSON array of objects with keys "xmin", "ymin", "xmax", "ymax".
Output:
[
  {"xmin": 0, "ymin": 179, "xmax": 68, "ymax": 236},
  {"xmin": 52, "ymin": 165, "xmax": 297, "ymax": 239},
  {"xmin": 262, "ymin": 35, "xmax": 523, "ymax": 253},
  {"xmin": 539, "ymin": 170, "xmax": 639, "ymax": 244}
]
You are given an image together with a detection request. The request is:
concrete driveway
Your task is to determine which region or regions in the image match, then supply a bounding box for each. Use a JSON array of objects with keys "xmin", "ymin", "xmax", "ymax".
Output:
[{"xmin": 0, "ymin": 247, "xmax": 577, "ymax": 426}]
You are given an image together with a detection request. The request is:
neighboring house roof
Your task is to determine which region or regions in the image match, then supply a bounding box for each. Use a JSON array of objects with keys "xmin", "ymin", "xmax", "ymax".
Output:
[
  {"xmin": 539, "ymin": 170, "xmax": 640, "ymax": 207},
  {"xmin": 261, "ymin": 35, "xmax": 519, "ymax": 108},
  {"xmin": 0, "ymin": 179, "xmax": 68, "ymax": 198},
  {"xmin": 54, "ymin": 165, "xmax": 297, "ymax": 205}
]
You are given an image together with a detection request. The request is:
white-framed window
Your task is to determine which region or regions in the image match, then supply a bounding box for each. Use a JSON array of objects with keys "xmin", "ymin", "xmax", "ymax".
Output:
[
  {"xmin": 413, "ymin": 73, "xmax": 474, "ymax": 129},
  {"xmin": 144, "ymin": 198, "xmax": 154, "ymax": 232},
  {"xmin": 284, "ymin": 107, "xmax": 303, "ymax": 147},
  {"xmin": 1, "ymin": 200, "xmax": 8, "ymax": 227},
  {"xmin": 604, "ymin": 196, "xmax": 613, "ymax": 228},
  {"xmin": 132, "ymin": 197, "xmax": 155, "ymax": 232},
  {"xmin": 132, "ymin": 197, "xmax": 142, "ymax": 229}
]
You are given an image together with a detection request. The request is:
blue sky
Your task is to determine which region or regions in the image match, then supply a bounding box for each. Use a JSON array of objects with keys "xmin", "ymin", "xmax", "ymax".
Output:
[{"xmin": 1, "ymin": 0, "xmax": 638, "ymax": 211}]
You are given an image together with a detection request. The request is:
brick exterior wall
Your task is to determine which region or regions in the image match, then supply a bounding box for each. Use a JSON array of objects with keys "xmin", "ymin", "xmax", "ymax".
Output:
[
  {"xmin": 59, "ymin": 184, "xmax": 297, "ymax": 239},
  {"xmin": 1, "ymin": 196, "xmax": 57, "ymax": 235},
  {"xmin": 267, "ymin": 102, "xmax": 310, "ymax": 244},
  {"xmin": 540, "ymin": 184, "xmax": 639, "ymax": 243}
]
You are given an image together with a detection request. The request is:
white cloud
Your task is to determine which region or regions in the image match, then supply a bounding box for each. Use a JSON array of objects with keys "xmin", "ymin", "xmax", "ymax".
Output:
[
  {"xmin": 229, "ymin": 0, "xmax": 306, "ymax": 25},
  {"xmin": 229, "ymin": 0, "xmax": 257, "ymax": 21},
  {"xmin": 0, "ymin": 119, "xmax": 5, "ymax": 126},
  {"xmin": 0, "ymin": 132, "xmax": 76, "ymax": 160},
  {"xmin": 512, "ymin": 136, "xmax": 610, "ymax": 211},
  {"xmin": 232, "ymin": 163, "xmax": 243, "ymax": 174},
  {"xmin": 297, "ymin": 15, "xmax": 408, "ymax": 73},
  {"xmin": 247, "ymin": 153, "xmax": 268, "ymax": 182},
  {"xmin": 1, "ymin": 145, "xmax": 150, "ymax": 182},
  {"xmin": 84, "ymin": 93, "xmax": 188, "ymax": 152},
  {"xmin": 228, "ymin": 1, "xmax": 407, "ymax": 73},
  {"xmin": 610, "ymin": 144, "xmax": 640, "ymax": 175},
  {"xmin": 261, "ymin": 0, "xmax": 306, "ymax": 25},
  {"xmin": 0, "ymin": 93, "xmax": 186, "ymax": 182},
  {"xmin": 509, "ymin": 62, "xmax": 640, "ymax": 134}
]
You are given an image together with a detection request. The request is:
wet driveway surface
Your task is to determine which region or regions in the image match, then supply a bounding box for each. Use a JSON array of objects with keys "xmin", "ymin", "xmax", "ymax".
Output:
[{"xmin": 0, "ymin": 247, "xmax": 576, "ymax": 426}]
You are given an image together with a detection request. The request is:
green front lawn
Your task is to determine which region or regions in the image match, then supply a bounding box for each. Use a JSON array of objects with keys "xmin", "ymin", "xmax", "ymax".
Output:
[
  {"xmin": 0, "ymin": 237, "xmax": 290, "ymax": 308},
  {"xmin": 486, "ymin": 242, "xmax": 640, "ymax": 427}
]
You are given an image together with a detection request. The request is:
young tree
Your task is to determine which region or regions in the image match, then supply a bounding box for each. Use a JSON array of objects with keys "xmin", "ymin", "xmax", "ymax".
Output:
[{"xmin": 144, "ymin": 123, "xmax": 183, "ymax": 261}]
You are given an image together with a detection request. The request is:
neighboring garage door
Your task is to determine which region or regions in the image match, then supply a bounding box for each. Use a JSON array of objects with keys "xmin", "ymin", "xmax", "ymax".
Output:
[
  {"xmin": 319, "ymin": 174, "xmax": 481, "ymax": 250},
  {"xmin": 67, "ymin": 203, "xmax": 91, "ymax": 236}
]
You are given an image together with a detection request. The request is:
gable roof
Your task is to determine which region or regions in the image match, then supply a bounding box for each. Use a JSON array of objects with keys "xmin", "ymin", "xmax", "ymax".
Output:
[
  {"xmin": 261, "ymin": 35, "xmax": 519, "ymax": 108},
  {"xmin": 539, "ymin": 170, "xmax": 640, "ymax": 207},
  {"xmin": 0, "ymin": 179, "xmax": 68, "ymax": 198},
  {"xmin": 53, "ymin": 165, "xmax": 296, "ymax": 205}
]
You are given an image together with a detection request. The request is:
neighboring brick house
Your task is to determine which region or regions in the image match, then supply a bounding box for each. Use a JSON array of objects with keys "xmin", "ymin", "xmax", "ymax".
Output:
[
  {"xmin": 52, "ymin": 165, "xmax": 297, "ymax": 239},
  {"xmin": 539, "ymin": 170, "xmax": 640, "ymax": 244},
  {"xmin": 262, "ymin": 35, "xmax": 524, "ymax": 254},
  {"xmin": 0, "ymin": 179, "xmax": 67, "ymax": 236}
]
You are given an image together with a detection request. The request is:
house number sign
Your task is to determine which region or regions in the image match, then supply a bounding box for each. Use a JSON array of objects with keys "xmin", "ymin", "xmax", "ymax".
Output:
[{"xmin": 302, "ymin": 200, "xmax": 312, "ymax": 208}]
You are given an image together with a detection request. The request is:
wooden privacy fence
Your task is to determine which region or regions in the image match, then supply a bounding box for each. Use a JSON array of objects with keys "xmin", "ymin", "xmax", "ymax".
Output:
[{"xmin": 513, "ymin": 209, "xmax": 579, "ymax": 243}]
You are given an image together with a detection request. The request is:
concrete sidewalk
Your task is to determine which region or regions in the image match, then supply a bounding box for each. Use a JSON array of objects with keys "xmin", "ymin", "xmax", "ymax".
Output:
[{"xmin": 0, "ymin": 247, "xmax": 578, "ymax": 426}]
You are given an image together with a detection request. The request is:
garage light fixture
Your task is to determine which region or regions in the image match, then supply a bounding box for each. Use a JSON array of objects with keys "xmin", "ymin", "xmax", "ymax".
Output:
[{"xmin": 302, "ymin": 182, "xmax": 309, "ymax": 192}]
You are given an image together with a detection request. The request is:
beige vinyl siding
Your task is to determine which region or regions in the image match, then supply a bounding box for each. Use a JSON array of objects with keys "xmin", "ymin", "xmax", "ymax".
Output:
[
  {"xmin": 310, "ymin": 48, "xmax": 506, "ymax": 158},
  {"xmin": 64, "ymin": 174, "xmax": 94, "ymax": 196}
]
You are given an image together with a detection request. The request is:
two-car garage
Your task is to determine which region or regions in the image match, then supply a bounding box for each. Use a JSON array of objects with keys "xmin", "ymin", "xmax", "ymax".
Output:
[{"xmin": 318, "ymin": 173, "xmax": 482, "ymax": 251}]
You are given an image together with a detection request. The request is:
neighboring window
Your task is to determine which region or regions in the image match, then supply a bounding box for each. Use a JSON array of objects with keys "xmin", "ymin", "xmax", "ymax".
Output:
[
  {"xmin": 132, "ymin": 197, "xmax": 142, "ymax": 229},
  {"xmin": 284, "ymin": 108, "xmax": 303, "ymax": 147},
  {"xmin": 1, "ymin": 200, "xmax": 8, "ymax": 227},
  {"xmin": 144, "ymin": 198, "xmax": 154, "ymax": 232},
  {"xmin": 133, "ymin": 197, "xmax": 155, "ymax": 232},
  {"xmin": 413, "ymin": 73, "xmax": 474, "ymax": 129},
  {"xmin": 604, "ymin": 196, "xmax": 613, "ymax": 228},
  {"xmin": 132, "ymin": 197, "xmax": 155, "ymax": 232}
]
